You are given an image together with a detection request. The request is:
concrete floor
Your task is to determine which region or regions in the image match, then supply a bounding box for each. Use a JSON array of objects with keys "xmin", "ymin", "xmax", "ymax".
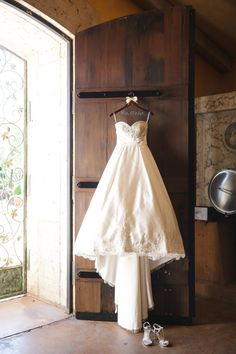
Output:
[
  {"xmin": 0, "ymin": 296, "xmax": 236, "ymax": 354},
  {"xmin": 0, "ymin": 296, "xmax": 70, "ymax": 338}
]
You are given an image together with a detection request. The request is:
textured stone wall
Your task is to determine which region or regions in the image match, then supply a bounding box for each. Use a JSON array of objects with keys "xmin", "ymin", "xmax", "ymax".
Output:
[
  {"xmin": 21, "ymin": 0, "xmax": 97, "ymax": 33},
  {"xmin": 195, "ymin": 91, "xmax": 236, "ymax": 206},
  {"xmin": 195, "ymin": 92, "xmax": 236, "ymax": 302},
  {"xmin": 21, "ymin": 0, "xmax": 141, "ymax": 33}
]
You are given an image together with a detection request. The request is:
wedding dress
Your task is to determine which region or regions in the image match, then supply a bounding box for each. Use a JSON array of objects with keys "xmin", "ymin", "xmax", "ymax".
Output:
[{"xmin": 74, "ymin": 112, "xmax": 185, "ymax": 331}]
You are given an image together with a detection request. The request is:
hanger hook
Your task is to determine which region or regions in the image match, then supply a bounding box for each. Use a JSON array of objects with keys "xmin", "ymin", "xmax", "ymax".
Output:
[{"xmin": 128, "ymin": 91, "xmax": 135, "ymax": 97}]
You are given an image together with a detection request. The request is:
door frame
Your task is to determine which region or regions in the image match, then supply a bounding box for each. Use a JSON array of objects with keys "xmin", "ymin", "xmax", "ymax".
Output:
[{"xmin": 2, "ymin": 0, "xmax": 74, "ymax": 313}]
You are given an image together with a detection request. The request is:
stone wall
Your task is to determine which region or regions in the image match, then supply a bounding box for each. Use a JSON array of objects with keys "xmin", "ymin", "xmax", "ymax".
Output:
[
  {"xmin": 20, "ymin": 0, "xmax": 141, "ymax": 33},
  {"xmin": 195, "ymin": 91, "xmax": 236, "ymax": 206}
]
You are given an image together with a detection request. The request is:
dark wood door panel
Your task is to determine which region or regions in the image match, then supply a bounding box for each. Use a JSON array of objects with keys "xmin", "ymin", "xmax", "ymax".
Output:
[
  {"xmin": 75, "ymin": 102, "xmax": 107, "ymax": 178},
  {"xmin": 145, "ymin": 97, "xmax": 189, "ymax": 178},
  {"xmin": 76, "ymin": 256, "xmax": 95, "ymax": 271},
  {"xmin": 151, "ymin": 284, "xmax": 189, "ymax": 317},
  {"xmin": 74, "ymin": 189, "xmax": 95, "ymax": 271},
  {"xmin": 101, "ymin": 283, "xmax": 115, "ymax": 313},
  {"xmin": 74, "ymin": 190, "xmax": 94, "ymax": 232},
  {"xmin": 76, "ymin": 278, "xmax": 115, "ymax": 316},
  {"xmin": 74, "ymin": 7, "xmax": 195, "ymax": 322},
  {"xmin": 75, "ymin": 11, "xmax": 164, "ymax": 89},
  {"xmin": 75, "ymin": 278, "xmax": 102, "ymax": 312},
  {"xmin": 75, "ymin": 9, "xmax": 190, "ymax": 91},
  {"xmin": 153, "ymin": 260, "xmax": 189, "ymax": 285}
]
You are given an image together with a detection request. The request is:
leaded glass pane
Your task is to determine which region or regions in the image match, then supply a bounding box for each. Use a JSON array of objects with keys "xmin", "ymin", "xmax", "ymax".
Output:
[{"xmin": 0, "ymin": 44, "xmax": 26, "ymax": 298}]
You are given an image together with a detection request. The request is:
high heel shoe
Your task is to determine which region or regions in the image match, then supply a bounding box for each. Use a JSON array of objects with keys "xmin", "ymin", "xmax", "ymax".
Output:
[
  {"xmin": 142, "ymin": 322, "xmax": 153, "ymax": 346},
  {"xmin": 153, "ymin": 323, "xmax": 170, "ymax": 347}
]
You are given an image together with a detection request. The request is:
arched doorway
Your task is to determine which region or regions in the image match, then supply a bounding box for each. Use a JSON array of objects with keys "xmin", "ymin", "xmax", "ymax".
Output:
[{"xmin": 0, "ymin": 0, "xmax": 72, "ymax": 311}]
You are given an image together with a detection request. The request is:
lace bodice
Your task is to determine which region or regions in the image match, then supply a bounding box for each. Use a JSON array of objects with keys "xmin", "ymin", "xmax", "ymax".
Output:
[{"xmin": 115, "ymin": 121, "xmax": 147, "ymax": 145}]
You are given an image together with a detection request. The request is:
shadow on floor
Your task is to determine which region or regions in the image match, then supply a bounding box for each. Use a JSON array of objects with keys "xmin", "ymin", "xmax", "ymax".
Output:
[{"xmin": 194, "ymin": 297, "xmax": 236, "ymax": 325}]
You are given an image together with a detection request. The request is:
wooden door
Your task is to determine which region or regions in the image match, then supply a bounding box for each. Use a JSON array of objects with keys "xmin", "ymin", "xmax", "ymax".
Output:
[{"xmin": 74, "ymin": 7, "xmax": 195, "ymax": 323}]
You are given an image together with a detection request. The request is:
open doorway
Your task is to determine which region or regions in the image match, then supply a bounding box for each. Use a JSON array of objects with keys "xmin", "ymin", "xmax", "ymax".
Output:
[{"xmin": 0, "ymin": 0, "xmax": 72, "ymax": 313}]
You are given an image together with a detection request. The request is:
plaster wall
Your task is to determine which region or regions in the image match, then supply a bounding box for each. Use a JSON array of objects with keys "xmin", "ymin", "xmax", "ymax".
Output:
[
  {"xmin": 19, "ymin": 0, "xmax": 141, "ymax": 33},
  {"xmin": 195, "ymin": 55, "xmax": 236, "ymax": 97}
]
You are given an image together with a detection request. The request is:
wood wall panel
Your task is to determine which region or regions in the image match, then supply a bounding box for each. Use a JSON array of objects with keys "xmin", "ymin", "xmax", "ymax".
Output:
[
  {"xmin": 151, "ymin": 284, "xmax": 189, "ymax": 317},
  {"xmin": 76, "ymin": 279, "xmax": 101, "ymax": 312},
  {"xmin": 75, "ymin": 103, "xmax": 107, "ymax": 179}
]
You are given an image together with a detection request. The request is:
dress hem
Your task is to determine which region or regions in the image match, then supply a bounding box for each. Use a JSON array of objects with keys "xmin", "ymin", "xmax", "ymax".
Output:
[{"xmin": 75, "ymin": 251, "xmax": 185, "ymax": 263}]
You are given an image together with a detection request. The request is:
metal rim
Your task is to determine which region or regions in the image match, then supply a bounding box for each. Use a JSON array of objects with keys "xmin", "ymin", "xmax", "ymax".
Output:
[{"xmin": 208, "ymin": 169, "xmax": 236, "ymax": 215}]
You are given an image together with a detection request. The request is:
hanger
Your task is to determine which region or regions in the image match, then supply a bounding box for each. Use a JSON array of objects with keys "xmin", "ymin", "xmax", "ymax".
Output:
[{"xmin": 109, "ymin": 95, "xmax": 154, "ymax": 117}]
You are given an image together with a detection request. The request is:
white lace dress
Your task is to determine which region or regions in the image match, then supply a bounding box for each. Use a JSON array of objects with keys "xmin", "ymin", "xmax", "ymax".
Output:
[{"xmin": 74, "ymin": 113, "xmax": 185, "ymax": 331}]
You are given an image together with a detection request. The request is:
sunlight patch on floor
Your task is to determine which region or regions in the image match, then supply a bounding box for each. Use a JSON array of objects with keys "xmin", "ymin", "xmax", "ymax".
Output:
[{"xmin": 0, "ymin": 296, "xmax": 70, "ymax": 339}]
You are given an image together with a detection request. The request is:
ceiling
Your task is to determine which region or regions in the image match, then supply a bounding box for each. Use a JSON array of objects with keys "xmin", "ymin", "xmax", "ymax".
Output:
[
  {"xmin": 134, "ymin": 0, "xmax": 236, "ymax": 61},
  {"xmin": 176, "ymin": 0, "xmax": 236, "ymax": 57}
]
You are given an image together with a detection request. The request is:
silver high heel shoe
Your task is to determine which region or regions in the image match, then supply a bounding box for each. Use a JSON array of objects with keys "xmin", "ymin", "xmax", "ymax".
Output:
[
  {"xmin": 142, "ymin": 322, "xmax": 154, "ymax": 346},
  {"xmin": 153, "ymin": 323, "xmax": 170, "ymax": 347}
]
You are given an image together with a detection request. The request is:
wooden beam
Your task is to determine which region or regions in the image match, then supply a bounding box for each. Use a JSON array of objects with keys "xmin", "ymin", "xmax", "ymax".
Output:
[
  {"xmin": 133, "ymin": 0, "xmax": 232, "ymax": 73},
  {"xmin": 195, "ymin": 28, "xmax": 232, "ymax": 73},
  {"xmin": 133, "ymin": 0, "xmax": 173, "ymax": 11}
]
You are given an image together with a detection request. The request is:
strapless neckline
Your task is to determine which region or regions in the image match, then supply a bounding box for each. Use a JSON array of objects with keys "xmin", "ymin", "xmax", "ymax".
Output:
[{"xmin": 115, "ymin": 121, "xmax": 147, "ymax": 128}]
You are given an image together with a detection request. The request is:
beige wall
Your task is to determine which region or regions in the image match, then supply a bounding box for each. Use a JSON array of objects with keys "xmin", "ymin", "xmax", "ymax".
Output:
[
  {"xmin": 195, "ymin": 54, "xmax": 236, "ymax": 97},
  {"xmin": 23, "ymin": 0, "xmax": 140, "ymax": 33}
]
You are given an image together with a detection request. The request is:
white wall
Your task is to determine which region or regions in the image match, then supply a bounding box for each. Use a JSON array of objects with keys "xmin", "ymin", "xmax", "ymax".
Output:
[{"xmin": 27, "ymin": 42, "xmax": 70, "ymax": 308}]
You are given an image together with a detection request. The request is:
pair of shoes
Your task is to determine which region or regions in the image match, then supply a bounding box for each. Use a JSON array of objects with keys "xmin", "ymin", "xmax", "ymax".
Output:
[{"xmin": 142, "ymin": 322, "xmax": 170, "ymax": 347}]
